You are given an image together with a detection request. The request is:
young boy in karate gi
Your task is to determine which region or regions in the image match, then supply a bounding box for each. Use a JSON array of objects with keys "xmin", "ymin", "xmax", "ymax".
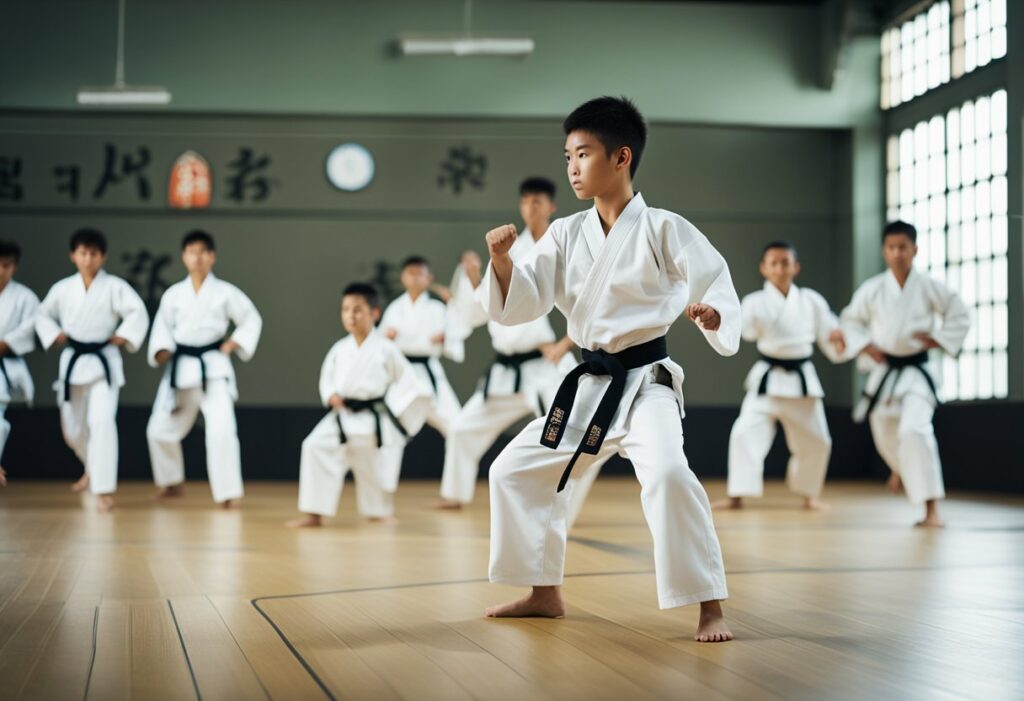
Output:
[
  {"xmin": 479, "ymin": 97, "xmax": 739, "ymax": 642},
  {"xmin": 713, "ymin": 241, "xmax": 844, "ymax": 511},
  {"xmin": 146, "ymin": 230, "xmax": 263, "ymax": 508},
  {"xmin": 287, "ymin": 283, "xmax": 430, "ymax": 527},
  {"xmin": 0, "ymin": 241, "xmax": 40, "ymax": 482},
  {"xmin": 833, "ymin": 221, "xmax": 970, "ymax": 528},
  {"xmin": 36, "ymin": 229, "xmax": 149, "ymax": 512}
]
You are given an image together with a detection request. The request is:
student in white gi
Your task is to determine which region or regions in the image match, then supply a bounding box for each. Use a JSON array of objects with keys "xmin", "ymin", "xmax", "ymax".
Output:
[
  {"xmin": 480, "ymin": 97, "xmax": 738, "ymax": 642},
  {"xmin": 833, "ymin": 220, "xmax": 970, "ymax": 528},
  {"xmin": 146, "ymin": 230, "xmax": 263, "ymax": 508},
  {"xmin": 287, "ymin": 283, "xmax": 431, "ymax": 527},
  {"xmin": 379, "ymin": 255, "xmax": 463, "ymax": 437},
  {"xmin": 438, "ymin": 177, "xmax": 577, "ymax": 510},
  {"xmin": 35, "ymin": 228, "xmax": 149, "ymax": 512},
  {"xmin": 714, "ymin": 241, "xmax": 844, "ymax": 511},
  {"xmin": 0, "ymin": 241, "xmax": 40, "ymax": 479}
]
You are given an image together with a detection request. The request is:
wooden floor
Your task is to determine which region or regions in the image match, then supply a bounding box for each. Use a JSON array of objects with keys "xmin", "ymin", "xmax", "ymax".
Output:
[{"xmin": 1, "ymin": 478, "xmax": 1022, "ymax": 701}]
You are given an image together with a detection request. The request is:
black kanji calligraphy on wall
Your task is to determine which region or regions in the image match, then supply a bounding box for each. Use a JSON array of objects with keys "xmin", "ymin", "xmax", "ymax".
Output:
[
  {"xmin": 122, "ymin": 249, "xmax": 172, "ymax": 313},
  {"xmin": 93, "ymin": 144, "xmax": 152, "ymax": 200},
  {"xmin": 437, "ymin": 146, "xmax": 487, "ymax": 195},
  {"xmin": 53, "ymin": 165, "xmax": 81, "ymax": 202},
  {"xmin": 0, "ymin": 157, "xmax": 24, "ymax": 202},
  {"xmin": 225, "ymin": 148, "xmax": 274, "ymax": 203}
]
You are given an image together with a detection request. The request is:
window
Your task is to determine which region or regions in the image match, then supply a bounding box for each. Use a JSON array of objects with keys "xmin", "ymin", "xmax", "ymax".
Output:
[
  {"xmin": 885, "ymin": 89, "xmax": 1008, "ymax": 400},
  {"xmin": 952, "ymin": 0, "xmax": 1008, "ymax": 79}
]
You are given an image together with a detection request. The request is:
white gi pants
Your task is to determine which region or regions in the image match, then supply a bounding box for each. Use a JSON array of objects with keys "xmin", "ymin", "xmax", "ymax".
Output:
[
  {"xmin": 146, "ymin": 379, "xmax": 244, "ymax": 503},
  {"xmin": 297, "ymin": 412, "xmax": 401, "ymax": 518},
  {"xmin": 726, "ymin": 394, "xmax": 832, "ymax": 498},
  {"xmin": 410, "ymin": 362, "xmax": 462, "ymax": 437},
  {"xmin": 488, "ymin": 380, "xmax": 728, "ymax": 609},
  {"xmin": 868, "ymin": 393, "xmax": 945, "ymax": 504},
  {"xmin": 61, "ymin": 380, "xmax": 120, "ymax": 495}
]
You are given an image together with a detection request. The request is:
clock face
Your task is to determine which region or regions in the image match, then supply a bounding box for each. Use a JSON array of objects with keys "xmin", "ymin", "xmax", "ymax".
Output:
[{"xmin": 325, "ymin": 143, "xmax": 375, "ymax": 191}]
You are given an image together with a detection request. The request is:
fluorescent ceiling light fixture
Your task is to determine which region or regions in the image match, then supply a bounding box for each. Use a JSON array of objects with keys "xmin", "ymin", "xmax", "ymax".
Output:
[
  {"xmin": 398, "ymin": 0, "xmax": 533, "ymax": 57},
  {"xmin": 399, "ymin": 36, "xmax": 534, "ymax": 56},
  {"xmin": 76, "ymin": 0, "xmax": 171, "ymax": 106}
]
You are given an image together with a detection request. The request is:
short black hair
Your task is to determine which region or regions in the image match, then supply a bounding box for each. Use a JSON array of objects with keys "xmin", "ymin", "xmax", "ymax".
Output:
[
  {"xmin": 401, "ymin": 255, "xmax": 430, "ymax": 271},
  {"xmin": 342, "ymin": 282, "xmax": 380, "ymax": 310},
  {"xmin": 182, "ymin": 229, "xmax": 216, "ymax": 251},
  {"xmin": 0, "ymin": 240, "xmax": 21, "ymax": 263},
  {"xmin": 69, "ymin": 228, "xmax": 107, "ymax": 254},
  {"xmin": 563, "ymin": 96, "xmax": 647, "ymax": 178},
  {"xmin": 883, "ymin": 220, "xmax": 917, "ymax": 243},
  {"xmin": 519, "ymin": 177, "xmax": 556, "ymax": 200},
  {"xmin": 761, "ymin": 240, "xmax": 799, "ymax": 261}
]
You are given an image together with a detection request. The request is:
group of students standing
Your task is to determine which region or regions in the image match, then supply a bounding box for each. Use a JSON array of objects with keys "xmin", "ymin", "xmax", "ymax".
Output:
[{"xmin": 0, "ymin": 95, "xmax": 971, "ymax": 643}]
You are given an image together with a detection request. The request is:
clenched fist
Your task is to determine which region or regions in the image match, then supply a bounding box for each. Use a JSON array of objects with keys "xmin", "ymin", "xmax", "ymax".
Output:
[{"xmin": 486, "ymin": 224, "xmax": 518, "ymax": 259}]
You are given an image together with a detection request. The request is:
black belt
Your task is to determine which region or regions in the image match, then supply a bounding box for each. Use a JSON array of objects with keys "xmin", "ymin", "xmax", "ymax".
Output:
[
  {"xmin": 0, "ymin": 354, "xmax": 13, "ymax": 395},
  {"xmin": 862, "ymin": 351, "xmax": 937, "ymax": 416},
  {"xmin": 541, "ymin": 336, "xmax": 668, "ymax": 492},
  {"xmin": 757, "ymin": 354, "xmax": 811, "ymax": 396},
  {"xmin": 170, "ymin": 339, "xmax": 225, "ymax": 391},
  {"xmin": 405, "ymin": 355, "xmax": 437, "ymax": 393},
  {"xmin": 335, "ymin": 396, "xmax": 408, "ymax": 448},
  {"xmin": 482, "ymin": 349, "xmax": 544, "ymax": 399},
  {"xmin": 64, "ymin": 339, "xmax": 111, "ymax": 402}
]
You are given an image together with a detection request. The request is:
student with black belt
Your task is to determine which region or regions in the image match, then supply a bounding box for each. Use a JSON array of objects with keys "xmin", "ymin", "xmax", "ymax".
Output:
[
  {"xmin": 379, "ymin": 255, "xmax": 464, "ymax": 441},
  {"xmin": 0, "ymin": 241, "xmax": 39, "ymax": 484},
  {"xmin": 437, "ymin": 177, "xmax": 577, "ymax": 510},
  {"xmin": 35, "ymin": 228, "xmax": 149, "ymax": 512},
  {"xmin": 286, "ymin": 283, "xmax": 431, "ymax": 527},
  {"xmin": 478, "ymin": 98, "xmax": 739, "ymax": 642},
  {"xmin": 714, "ymin": 241, "xmax": 845, "ymax": 512},
  {"xmin": 145, "ymin": 231, "xmax": 263, "ymax": 508},
  {"xmin": 835, "ymin": 221, "xmax": 970, "ymax": 528}
]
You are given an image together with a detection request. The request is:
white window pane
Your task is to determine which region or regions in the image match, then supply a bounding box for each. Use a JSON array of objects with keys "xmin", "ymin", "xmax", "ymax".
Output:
[
  {"xmin": 961, "ymin": 219, "xmax": 976, "ymax": 260},
  {"xmin": 992, "ymin": 256, "xmax": 1007, "ymax": 301},
  {"xmin": 915, "ymin": 200, "xmax": 930, "ymax": 231},
  {"xmin": 992, "ymin": 215, "xmax": 1007, "ymax": 255},
  {"xmin": 959, "ymin": 353, "xmax": 977, "ymax": 399},
  {"xmin": 948, "ymin": 189, "xmax": 961, "ymax": 225},
  {"xmin": 915, "ymin": 161, "xmax": 930, "ymax": 201},
  {"xmin": 991, "ymin": 26, "xmax": 1006, "ymax": 59},
  {"xmin": 930, "ymin": 154, "xmax": 946, "ymax": 194},
  {"xmin": 918, "ymin": 232, "xmax": 931, "ymax": 271},
  {"xmin": 931, "ymin": 194, "xmax": 946, "ymax": 230},
  {"xmin": 900, "ymin": 129, "xmax": 915, "ymax": 167},
  {"xmin": 947, "ymin": 263, "xmax": 961, "ymax": 293},
  {"xmin": 900, "ymin": 204, "xmax": 915, "ymax": 222},
  {"xmin": 977, "ymin": 31, "xmax": 992, "ymax": 66},
  {"xmin": 991, "ymin": 89, "xmax": 1007, "ymax": 132},
  {"xmin": 946, "ymin": 107, "xmax": 960, "ymax": 147},
  {"xmin": 962, "ymin": 183, "xmax": 976, "ymax": 221},
  {"xmin": 974, "ymin": 97, "xmax": 990, "ymax": 139},
  {"xmin": 961, "ymin": 141, "xmax": 976, "ymax": 185},
  {"xmin": 931, "ymin": 230, "xmax": 946, "ymax": 269},
  {"xmin": 948, "ymin": 225, "xmax": 962, "ymax": 263},
  {"xmin": 887, "ymin": 135, "xmax": 899, "ymax": 169},
  {"xmin": 887, "ymin": 171, "xmax": 900, "ymax": 205},
  {"xmin": 991, "ymin": 175, "xmax": 1007, "ymax": 215},
  {"xmin": 991, "ymin": 132, "xmax": 1007, "ymax": 175},
  {"xmin": 900, "ymin": 169, "xmax": 915, "ymax": 205},
  {"xmin": 929, "ymin": 115, "xmax": 945, "ymax": 153},
  {"xmin": 977, "ymin": 351, "xmax": 993, "ymax": 399},
  {"xmin": 960, "ymin": 101, "xmax": 975, "ymax": 144},
  {"xmin": 992, "ymin": 0, "xmax": 1006, "ymax": 26},
  {"xmin": 994, "ymin": 303, "xmax": 1008, "ymax": 349},
  {"xmin": 994, "ymin": 351, "xmax": 1008, "ymax": 398},
  {"xmin": 965, "ymin": 40, "xmax": 977, "ymax": 73},
  {"xmin": 961, "ymin": 260, "xmax": 977, "ymax": 306},
  {"xmin": 976, "ymin": 215, "xmax": 992, "ymax": 256},
  {"xmin": 975, "ymin": 177, "xmax": 991, "ymax": 218},
  {"xmin": 977, "ymin": 259, "xmax": 992, "ymax": 303},
  {"xmin": 976, "ymin": 137, "xmax": 991, "ymax": 180},
  {"xmin": 947, "ymin": 148, "xmax": 961, "ymax": 189},
  {"xmin": 887, "ymin": 206, "xmax": 900, "ymax": 222}
]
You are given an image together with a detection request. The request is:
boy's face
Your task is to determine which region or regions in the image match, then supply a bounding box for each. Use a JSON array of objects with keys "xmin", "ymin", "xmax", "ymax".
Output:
[
  {"xmin": 0, "ymin": 257, "xmax": 17, "ymax": 286},
  {"xmin": 400, "ymin": 263, "xmax": 433, "ymax": 295},
  {"xmin": 564, "ymin": 130, "xmax": 629, "ymax": 200},
  {"xmin": 759, "ymin": 248, "xmax": 800, "ymax": 288},
  {"xmin": 70, "ymin": 245, "xmax": 106, "ymax": 277},
  {"xmin": 182, "ymin": 242, "xmax": 216, "ymax": 276},
  {"xmin": 882, "ymin": 233, "xmax": 917, "ymax": 274},
  {"xmin": 341, "ymin": 294, "xmax": 380, "ymax": 336},
  {"xmin": 518, "ymin": 192, "xmax": 556, "ymax": 229}
]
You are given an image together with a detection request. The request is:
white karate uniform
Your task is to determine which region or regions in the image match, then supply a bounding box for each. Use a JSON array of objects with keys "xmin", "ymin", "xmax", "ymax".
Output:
[
  {"xmin": 297, "ymin": 329, "xmax": 431, "ymax": 518},
  {"xmin": 839, "ymin": 268, "xmax": 970, "ymax": 504},
  {"xmin": 145, "ymin": 273, "xmax": 263, "ymax": 503},
  {"xmin": 441, "ymin": 229, "xmax": 577, "ymax": 505},
  {"xmin": 727, "ymin": 282, "xmax": 841, "ymax": 499},
  {"xmin": 379, "ymin": 292, "xmax": 463, "ymax": 436},
  {"xmin": 35, "ymin": 271, "xmax": 149, "ymax": 495},
  {"xmin": 479, "ymin": 193, "xmax": 740, "ymax": 609},
  {"xmin": 0, "ymin": 280, "xmax": 40, "ymax": 461}
]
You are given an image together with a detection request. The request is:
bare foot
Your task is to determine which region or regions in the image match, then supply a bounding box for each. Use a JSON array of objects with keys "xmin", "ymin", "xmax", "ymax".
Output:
[
  {"xmin": 802, "ymin": 496, "xmax": 830, "ymax": 511},
  {"xmin": 711, "ymin": 497, "xmax": 743, "ymax": 510},
  {"xmin": 485, "ymin": 586, "xmax": 565, "ymax": 618},
  {"xmin": 285, "ymin": 514, "xmax": 323, "ymax": 528},
  {"xmin": 886, "ymin": 472, "xmax": 902, "ymax": 494},
  {"xmin": 694, "ymin": 600, "xmax": 733, "ymax": 643},
  {"xmin": 366, "ymin": 515, "xmax": 397, "ymax": 524},
  {"xmin": 155, "ymin": 484, "xmax": 185, "ymax": 500},
  {"xmin": 915, "ymin": 500, "xmax": 944, "ymax": 528},
  {"xmin": 71, "ymin": 473, "xmax": 90, "ymax": 493},
  {"xmin": 221, "ymin": 499, "xmax": 240, "ymax": 510},
  {"xmin": 96, "ymin": 494, "xmax": 115, "ymax": 513},
  {"xmin": 0, "ymin": 466, "xmax": 6, "ymax": 487},
  {"xmin": 432, "ymin": 500, "xmax": 463, "ymax": 511}
]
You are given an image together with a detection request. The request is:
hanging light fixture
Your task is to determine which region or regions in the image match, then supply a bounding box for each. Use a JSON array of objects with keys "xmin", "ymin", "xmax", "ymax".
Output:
[
  {"xmin": 76, "ymin": 0, "xmax": 171, "ymax": 106},
  {"xmin": 397, "ymin": 0, "xmax": 534, "ymax": 57}
]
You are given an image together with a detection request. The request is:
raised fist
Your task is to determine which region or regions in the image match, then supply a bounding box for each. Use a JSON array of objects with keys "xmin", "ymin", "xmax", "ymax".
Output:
[{"xmin": 485, "ymin": 224, "xmax": 518, "ymax": 259}]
